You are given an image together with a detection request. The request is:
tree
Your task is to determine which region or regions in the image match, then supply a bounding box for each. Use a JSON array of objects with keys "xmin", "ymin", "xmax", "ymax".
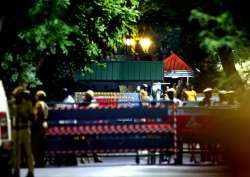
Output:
[
  {"xmin": 189, "ymin": 0, "xmax": 250, "ymax": 90},
  {"xmin": 136, "ymin": 0, "xmax": 209, "ymax": 65},
  {"xmin": 0, "ymin": 0, "xmax": 38, "ymax": 91},
  {"xmin": 0, "ymin": 0, "xmax": 139, "ymax": 93},
  {"xmin": 135, "ymin": 0, "xmax": 218, "ymax": 91},
  {"xmin": 136, "ymin": 0, "xmax": 189, "ymax": 59},
  {"xmin": 136, "ymin": 0, "xmax": 250, "ymax": 90}
]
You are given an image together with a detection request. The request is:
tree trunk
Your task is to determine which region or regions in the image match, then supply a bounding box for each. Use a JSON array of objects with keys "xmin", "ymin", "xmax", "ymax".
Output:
[{"xmin": 218, "ymin": 47, "xmax": 244, "ymax": 90}]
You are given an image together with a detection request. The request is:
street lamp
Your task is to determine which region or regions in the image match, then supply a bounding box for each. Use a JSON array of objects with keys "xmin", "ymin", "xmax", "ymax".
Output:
[
  {"xmin": 124, "ymin": 35, "xmax": 153, "ymax": 60},
  {"xmin": 124, "ymin": 37, "xmax": 135, "ymax": 46},
  {"xmin": 124, "ymin": 36, "xmax": 135, "ymax": 55},
  {"xmin": 139, "ymin": 37, "xmax": 152, "ymax": 53}
]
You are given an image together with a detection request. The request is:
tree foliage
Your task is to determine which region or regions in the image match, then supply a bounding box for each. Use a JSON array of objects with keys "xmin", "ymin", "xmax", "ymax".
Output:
[
  {"xmin": 136, "ymin": 0, "xmax": 250, "ymax": 89},
  {"xmin": 0, "ymin": 0, "xmax": 139, "ymax": 91},
  {"xmin": 65, "ymin": 0, "xmax": 139, "ymax": 70},
  {"xmin": 2, "ymin": 0, "xmax": 250, "ymax": 92},
  {"xmin": 189, "ymin": 1, "xmax": 250, "ymax": 89},
  {"xmin": 189, "ymin": 10, "xmax": 244, "ymax": 57}
]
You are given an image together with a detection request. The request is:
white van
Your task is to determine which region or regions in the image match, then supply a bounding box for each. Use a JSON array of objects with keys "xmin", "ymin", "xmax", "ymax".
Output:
[
  {"xmin": 0, "ymin": 80, "xmax": 11, "ymax": 146},
  {"xmin": 0, "ymin": 80, "xmax": 12, "ymax": 176}
]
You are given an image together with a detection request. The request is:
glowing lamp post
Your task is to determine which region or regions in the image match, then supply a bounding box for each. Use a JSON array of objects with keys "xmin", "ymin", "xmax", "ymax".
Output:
[
  {"xmin": 124, "ymin": 35, "xmax": 153, "ymax": 60},
  {"xmin": 124, "ymin": 36, "xmax": 135, "ymax": 54},
  {"xmin": 139, "ymin": 37, "xmax": 152, "ymax": 53},
  {"xmin": 124, "ymin": 37, "xmax": 135, "ymax": 46}
]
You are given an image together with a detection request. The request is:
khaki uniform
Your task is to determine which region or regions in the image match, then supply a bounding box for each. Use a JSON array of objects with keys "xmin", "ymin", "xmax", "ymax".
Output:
[
  {"xmin": 12, "ymin": 98, "xmax": 34, "ymax": 174},
  {"xmin": 32, "ymin": 100, "xmax": 48, "ymax": 166}
]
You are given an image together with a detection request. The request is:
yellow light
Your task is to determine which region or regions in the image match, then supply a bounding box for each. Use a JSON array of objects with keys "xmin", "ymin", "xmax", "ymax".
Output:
[
  {"xmin": 139, "ymin": 37, "xmax": 152, "ymax": 52},
  {"xmin": 124, "ymin": 38, "xmax": 135, "ymax": 46}
]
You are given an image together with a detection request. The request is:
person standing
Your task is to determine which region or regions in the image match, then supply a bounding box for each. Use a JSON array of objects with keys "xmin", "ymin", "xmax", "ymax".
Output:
[
  {"xmin": 140, "ymin": 89, "xmax": 151, "ymax": 106},
  {"xmin": 11, "ymin": 86, "xmax": 35, "ymax": 177},
  {"xmin": 32, "ymin": 90, "xmax": 48, "ymax": 167},
  {"xmin": 217, "ymin": 90, "xmax": 228, "ymax": 105},
  {"xmin": 83, "ymin": 90, "xmax": 102, "ymax": 163},
  {"xmin": 83, "ymin": 90, "xmax": 98, "ymax": 108},
  {"xmin": 62, "ymin": 88, "xmax": 75, "ymax": 104},
  {"xmin": 176, "ymin": 79, "xmax": 185, "ymax": 100},
  {"xmin": 138, "ymin": 86, "xmax": 155, "ymax": 164},
  {"xmin": 184, "ymin": 85, "xmax": 197, "ymax": 102},
  {"xmin": 161, "ymin": 88, "xmax": 183, "ymax": 164},
  {"xmin": 59, "ymin": 88, "xmax": 77, "ymax": 166},
  {"xmin": 226, "ymin": 90, "xmax": 239, "ymax": 105},
  {"xmin": 165, "ymin": 88, "xmax": 183, "ymax": 106},
  {"xmin": 199, "ymin": 88, "xmax": 213, "ymax": 106},
  {"xmin": 198, "ymin": 87, "xmax": 214, "ymax": 163},
  {"xmin": 139, "ymin": 84, "xmax": 152, "ymax": 106}
]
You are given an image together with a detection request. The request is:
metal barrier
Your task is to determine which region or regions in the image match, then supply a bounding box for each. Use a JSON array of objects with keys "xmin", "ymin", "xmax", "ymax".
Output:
[
  {"xmin": 175, "ymin": 105, "xmax": 239, "ymax": 165},
  {"xmin": 45, "ymin": 102, "xmax": 177, "ymax": 165},
  {"xmin": 45, "ymin": 101, "xmax": 239, "ymax": 165}
]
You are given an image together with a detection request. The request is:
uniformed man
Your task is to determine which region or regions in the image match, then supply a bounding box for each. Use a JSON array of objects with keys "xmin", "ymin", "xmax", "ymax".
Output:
[
  {"xmin": 226, "ymin": 90, "xmax": 238, "ymax": 105},
  {"xmin": 218, "ymin": 90, "xmax": 228, "ymax": 105},
  {"xmin": 165, "ymin": 88, "xmax": 183, "ymax": 106},
  {"xmin": 83, "ymin": 90, "xmax": 102, "ymax": 163},
  {"xmin": 32, "ymin": 90, "xmax": 48, "ymax": 167},
  {"xmin": 11, "ymin": 86, "xmax": 35, "ymax": 177},
  {"xmin": 199, "ymin": 88, "xmax": 213, "ymax": 106}
]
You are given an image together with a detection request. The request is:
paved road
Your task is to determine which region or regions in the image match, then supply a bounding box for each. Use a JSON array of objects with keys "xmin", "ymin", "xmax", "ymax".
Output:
[
  {"xmin": 20, "ymin": 156, "xmax": 228, "ymax": 177},
  {"xmin": 21, "ymin": 165, "xmax": 227, "ymax": 177}
]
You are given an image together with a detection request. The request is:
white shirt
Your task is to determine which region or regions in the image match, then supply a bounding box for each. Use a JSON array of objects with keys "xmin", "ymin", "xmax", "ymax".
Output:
[
  {"xmin": 63, "ymin": 95, "xmax": 75, "ymax": 103},
  {"xmin": 165, "ymin": 97, "xmax": 183, "ymax": 107}
]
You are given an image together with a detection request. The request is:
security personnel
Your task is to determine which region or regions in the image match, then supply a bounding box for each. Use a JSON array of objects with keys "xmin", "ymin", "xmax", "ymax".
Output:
[
  {"xmin": 226, "ymin": 90, "xmax": 238, "ymax": 105},
  {"xmin": 199, "ymin": 88, "xmax": 213, "ymax": 106},
  {"xmin": 32, "ymin": 90, "xmax": 48, "ymax": 167},
  {"xmin": 218, "ymin": 90, "xmax": 228, "ymax": 105},
  {"xmin": 139, "ymin": 84, "xmax": 152, "ymax": 106},
  {"xmin": 83, "ymin": 90, "xmax": 102, "ymax": 163},
  {"xmin": 11, "ymin": 86, "xmax": 35, "ymax": 177}
]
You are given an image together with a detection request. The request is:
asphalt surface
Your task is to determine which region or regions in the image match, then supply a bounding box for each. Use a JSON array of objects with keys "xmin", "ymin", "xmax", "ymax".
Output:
[
  {"xmin": 20, "ymin": 156, "xmax": 228, "ymax": 177},
  {"xmin": 21, "ymin": 165, "xmax": 227, "ymax": 177}
]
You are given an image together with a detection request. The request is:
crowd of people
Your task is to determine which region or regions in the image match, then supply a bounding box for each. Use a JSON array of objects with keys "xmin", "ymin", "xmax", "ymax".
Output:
[{"xmin": 138, "ymin": 82, "xmax": 238, "ymax": 107}]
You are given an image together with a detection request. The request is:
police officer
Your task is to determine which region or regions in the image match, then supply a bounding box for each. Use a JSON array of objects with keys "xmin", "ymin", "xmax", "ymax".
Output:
[
  {"xmin": 83, "ymin": 90, "xmax": 102, "ymax": 163},
  {"xmin": 32, "ymin": 90, "xmax": 48, "ymax": 167},
  {"xmin": 11, "ymin": 86, "xmax": 35, "ymax": 177},
  {"xmin": 218, "ymin": 90, "xmax": 228, "ymax": 105},
  {"xmin": 199, "ymin": 88, "xmax": 213, "ymax": 106}
]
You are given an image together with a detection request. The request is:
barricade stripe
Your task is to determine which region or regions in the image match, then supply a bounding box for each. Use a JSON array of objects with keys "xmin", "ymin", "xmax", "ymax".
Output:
[{"xmin": 46, "ymin": 124, "xmax": 174, "ymax": 136}]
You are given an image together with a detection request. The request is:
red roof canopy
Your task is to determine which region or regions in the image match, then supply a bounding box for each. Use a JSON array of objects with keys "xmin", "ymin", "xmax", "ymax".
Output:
[{"xmin": 163, "ymin": 53, "xmax": 192, "ymax": 71}]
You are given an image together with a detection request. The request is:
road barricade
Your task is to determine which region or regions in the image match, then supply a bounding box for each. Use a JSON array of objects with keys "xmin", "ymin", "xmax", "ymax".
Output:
[
  {"xmin": 45, "ymin": 102, "xmax": 176, "ymax": 165},
  {"xmin": 45, "ymin": 101, "xmax": 239, "ymax": 166},
  {"xmin": 175, "ymin": 105, "xmax": 239, "ymax": 164}
]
